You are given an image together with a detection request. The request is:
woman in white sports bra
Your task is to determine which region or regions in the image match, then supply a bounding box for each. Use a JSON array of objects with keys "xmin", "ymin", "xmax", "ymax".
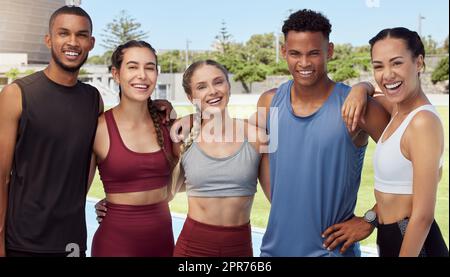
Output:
[
  {"xmin": 171, "ymin": 60, "xmax": 271, "ymax": 257},
  {"xmin": 368, "ymin": 27, "xmax": 448, "ymax": 257}
]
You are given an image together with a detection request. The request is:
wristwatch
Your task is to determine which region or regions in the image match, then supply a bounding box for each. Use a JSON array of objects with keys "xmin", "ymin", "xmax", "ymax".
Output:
[{"xmin": 363, "ymin": 209, "xmax": 378, "ymax": 228}]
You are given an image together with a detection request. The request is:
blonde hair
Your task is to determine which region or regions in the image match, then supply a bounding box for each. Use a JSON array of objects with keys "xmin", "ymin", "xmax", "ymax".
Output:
[{"xmin": 170, "ymin": 60, "xmax": 229, "ymax": 198}]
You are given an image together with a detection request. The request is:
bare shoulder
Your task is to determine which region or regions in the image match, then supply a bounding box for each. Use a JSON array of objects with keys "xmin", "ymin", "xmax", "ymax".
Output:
[
  {"xmin": 93, "ymin": 112, "xmax": 110, "ymax": 159},
  {"xmin": 257, "ymin": 88, "xmax": 277, "ymax": 108},
  {"xmin": 97, "ymin": 112, "xmax": 107, "ymax": 129},
  {"xmin": 0, "ymin": 83, "xmax": 21, "ymax": 101},
  {"xmin": 94, "ymin": 112, "xmax": 109, "ymax": 144},
  {"xmin": 405, "ymin": 109, "xmax": 444, "ymax": 160},
  {"xmin": 409, "ymin": 109, "xmax": 443, "ymax": 133},
  {"xmin": 0, "ymin": 83, "xmax": 22, "ymax": 118},
  {"xmin": 243, "ymin": 119, "xmax": 268, "ymax": 151}
]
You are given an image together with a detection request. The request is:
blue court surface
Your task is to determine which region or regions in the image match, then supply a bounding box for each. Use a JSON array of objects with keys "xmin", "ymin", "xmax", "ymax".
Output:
[{"xmin": 85, "ymin": 198, "xmax": 377, "ymax": 257}]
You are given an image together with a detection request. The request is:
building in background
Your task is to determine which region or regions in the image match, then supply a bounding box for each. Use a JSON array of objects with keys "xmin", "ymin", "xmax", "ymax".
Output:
[{"xmin": 0, "ymin": 0, "xmax": 65, "ymax": 64}]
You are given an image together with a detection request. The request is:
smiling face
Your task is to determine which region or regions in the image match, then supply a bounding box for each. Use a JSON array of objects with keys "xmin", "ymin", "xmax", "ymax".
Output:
[
  {"xmin": 112, "ymin": 47, "xmax": 158, "ymax": 102},
  {"xmin": 371, "ymin": 37, "xmax": 424, "ymax": 104},
  {"xmin": 187, "ymin": 64, "xmax": 230, "ymax": 115},
  {"xmin": 282, "ymin": 31, "xmax": 333, "ymax": 88},
  {"xmin": 46, "ymin": 14, "xmax": 94, "ymax": 73}
]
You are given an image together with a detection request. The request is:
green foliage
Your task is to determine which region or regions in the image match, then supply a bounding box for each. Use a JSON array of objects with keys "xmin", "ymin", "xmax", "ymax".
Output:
[
  {"xmin": 87, "ymin": 51, "xmax": 113, "ymax": 65},
  {"xmin": 332, "ymin": 66, "xmax": 359, "ymax": 82},
  {"xmin": 158, "ymin": 50, "xmax": 184, "ymax": 73},
  {"xmin": 5, "ymin": 68, "xmax": 20, "ymax": 80},
  {"xmin": 101, "ymin": 10, "xmax": 148, "ymax": 51},
  {"xmin": 5, "ymin": 68, "xmax": 35, "ymax": 81},
  {"xmin": 431, "ymin": 56, "xmax": 449, "ymax": 84},
  {"xmin": 422, "ymin": 35, "xmax": 438, "ymax": 55},
  {"xmin": 79, "ymin": 68, "xmax": 90, "ymax": 76},
  {"xmin": 327, "ymin": 44, "xmax": 372, "ymax": 81},
  {"xmin": 215, "ymin": 20, "xmax": 233, "ymax": 54},
  {"xmin": 158, "ymin": 50, "xmax": 215, "ymax": 73},
  {"xmin": 444, "ymin": 36, "xmax": 449, "ymax": 52},
  {"xmin": 268, "ymin": 59, "xmax": 290, "ymax": 75},
  {"xmin": 213, "ymin": 32, "xmax": 277, "ymax": 93},
  {"xmin": 23, "ymin": 69, "xmax": 35, "ymax": 76}
]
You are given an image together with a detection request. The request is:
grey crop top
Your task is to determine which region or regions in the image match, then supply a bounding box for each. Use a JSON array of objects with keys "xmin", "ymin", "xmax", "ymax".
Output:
[{"xmin": 181, "ymin": 139, "xmax": 261, "ymax": 197}]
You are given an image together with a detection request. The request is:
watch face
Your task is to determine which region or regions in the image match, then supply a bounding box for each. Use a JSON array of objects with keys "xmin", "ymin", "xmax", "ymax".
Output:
[{"xmin": 365, "ymin": 210, "xmax": 376, "ymax": 222}]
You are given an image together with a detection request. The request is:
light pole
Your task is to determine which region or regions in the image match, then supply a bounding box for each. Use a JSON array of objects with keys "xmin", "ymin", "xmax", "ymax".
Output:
[
  {"xmin": 418, "ymin": 14, "xmax": 426, "ymax": 37},
  {"xmin": 185, "ymin": 39, "xmax": 191, "ymax": 70},
  {"xmin": 275, "ymin": 32, "xmax": 280, "ymax": 64}
]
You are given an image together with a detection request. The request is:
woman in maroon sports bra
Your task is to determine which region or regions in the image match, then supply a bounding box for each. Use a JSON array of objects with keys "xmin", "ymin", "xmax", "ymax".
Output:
[{"xmin": 90, "ymin": 40, "xmax": 175, "ymax": 257}]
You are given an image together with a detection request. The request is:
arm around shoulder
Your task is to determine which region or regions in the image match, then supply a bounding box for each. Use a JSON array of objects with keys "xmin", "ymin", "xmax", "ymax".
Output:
[{"xmin": 358, "ymin": 96, "xmax": 391, "ymax": 143}]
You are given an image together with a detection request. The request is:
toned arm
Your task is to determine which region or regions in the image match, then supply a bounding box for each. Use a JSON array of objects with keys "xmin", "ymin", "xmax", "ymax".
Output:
[
  {"xmin": 355, "ymin": 96, "xmax": 391, "ymax": 144},
  {"xmin": 0, "ymin": 84, "xmax": 22, "ymax": 256},
  {"xmin": 399, "ymin": 112, "xmax": 444, "ymax": 256},
  {"xmin": 256, "ymin": 88, "xmax": 277, "ymax": 130}
]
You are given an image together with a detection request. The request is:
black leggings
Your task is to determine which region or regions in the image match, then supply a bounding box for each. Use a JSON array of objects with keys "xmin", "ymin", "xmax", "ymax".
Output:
[{"xmin": 377, "ymin": 218, "xmax": 448, "ymax": 257}]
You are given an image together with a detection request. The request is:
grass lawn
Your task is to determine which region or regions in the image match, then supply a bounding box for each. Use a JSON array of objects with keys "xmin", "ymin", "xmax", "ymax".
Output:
[{"xmin": 88, "ymin": 105, "xmax": 449, "ymax": 248}]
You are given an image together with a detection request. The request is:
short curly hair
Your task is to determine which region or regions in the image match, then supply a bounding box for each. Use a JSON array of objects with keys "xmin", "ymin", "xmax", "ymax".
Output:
[{"xmin": 282, "ymin": 9, "xmax": 332, "ymax": 40}]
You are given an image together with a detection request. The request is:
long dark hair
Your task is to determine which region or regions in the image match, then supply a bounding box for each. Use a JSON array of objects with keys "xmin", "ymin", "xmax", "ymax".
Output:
[{"xmin": 111, "ymin": 40, "xmax": 174, "ymax": 166}]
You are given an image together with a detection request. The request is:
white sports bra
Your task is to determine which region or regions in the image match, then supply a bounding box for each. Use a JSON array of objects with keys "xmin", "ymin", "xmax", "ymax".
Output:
[{"xmin": 373, "ymin": 105, "xmax": 444, "ymax": 195}]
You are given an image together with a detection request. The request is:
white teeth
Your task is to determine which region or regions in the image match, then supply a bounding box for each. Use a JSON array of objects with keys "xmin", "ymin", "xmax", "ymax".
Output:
[
  {"xmin": 385, "ymin": 81, "xmax": 402, "ymax": 89},
  {"xmin": 207, "ymin": 98, "xmax": 221, "ymax": 104},
  {"xmin": 299, "ymin": 70, "xmax": 313, "ymax": 75},
  {"xmin": 65, "ymin": 51, "xmax": 79, "ymax": 56},
  {"xmin": 132, "ymin": 84, "xmax": 148, "ymax": 89}
]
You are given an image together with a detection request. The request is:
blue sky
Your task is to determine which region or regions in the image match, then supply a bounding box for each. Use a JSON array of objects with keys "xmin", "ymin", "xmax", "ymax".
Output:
[{"xmin": 81, "ymin": 0, "xmax": 449, "ymax": 55}]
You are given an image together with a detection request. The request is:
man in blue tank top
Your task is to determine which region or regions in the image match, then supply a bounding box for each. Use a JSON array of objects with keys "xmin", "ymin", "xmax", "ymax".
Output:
[{"xmin": 258, "ymin": 9, "xmax": 390, "ymax": 256}]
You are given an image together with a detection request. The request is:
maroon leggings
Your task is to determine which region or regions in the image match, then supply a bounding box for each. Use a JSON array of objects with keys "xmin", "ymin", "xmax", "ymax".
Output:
[
  {"xmin": 173, "ymin": 216, "xmax": 253, "ymax": 257},
  {"xmin": 91, "ymin": 201, "xmax": 174, "ymax": 257}
]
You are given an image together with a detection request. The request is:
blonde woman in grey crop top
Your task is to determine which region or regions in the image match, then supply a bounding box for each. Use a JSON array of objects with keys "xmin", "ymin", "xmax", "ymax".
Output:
[
  {"xmin": 324, "ymin": 28, "xmax": 448, "ymax": 257},
  {"xmin": 170, "ymin": 60, "xmax": 271, "ymax": 257}
]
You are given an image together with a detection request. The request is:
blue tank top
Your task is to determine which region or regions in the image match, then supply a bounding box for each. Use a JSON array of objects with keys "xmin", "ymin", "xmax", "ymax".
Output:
[{"xmin": 260, "ymin": 81, "xmax": 366, "ymax": 257}]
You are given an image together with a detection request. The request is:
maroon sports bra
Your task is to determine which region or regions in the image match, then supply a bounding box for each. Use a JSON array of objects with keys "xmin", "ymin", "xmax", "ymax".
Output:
[{"xmin": 98, "ymin": 110, "xmax": 172, "ymax": 194}]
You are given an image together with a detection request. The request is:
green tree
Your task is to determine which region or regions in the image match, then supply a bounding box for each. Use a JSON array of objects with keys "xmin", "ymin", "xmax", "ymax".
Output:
[
  {"xmin": 332, "ymin": 43, "xmax": 353, "ymax": 60},
  {"xmin": 215, "ymin": 20, "xmax": 233, "ymax": 54},
  {"xmin": 422, "ymin": 35, "xmax": 438, "ymax": 55},
  {"xmin": 268, "ymin": 59, "xmax": 290, "ymax": 75},
  {"xmin": 101, "ymin": 10, "xmax": 148, "ymax": 51},
  {"xmin": 332, "ymin": 66, "xmax": 359, "ymax": 82},
  {"xmin": 215, "ymin": 33, "xmax": 277, "ymax": 93},
  {"xmin": 158, "ymin": 50, "xmax": 185, "ymax": 73},
  {"xmin": 326, "ymin": 43, "xmax": 371, "ymax": 81},
  {"xmin": 431, "ymin": 56, "xmax": 449, "ymax": 84}
]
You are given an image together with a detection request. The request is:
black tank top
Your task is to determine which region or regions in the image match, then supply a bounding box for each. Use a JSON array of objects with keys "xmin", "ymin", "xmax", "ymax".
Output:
[{"xmin": 6, "ymin": 71, "xmax": 100, "ymax": 253}]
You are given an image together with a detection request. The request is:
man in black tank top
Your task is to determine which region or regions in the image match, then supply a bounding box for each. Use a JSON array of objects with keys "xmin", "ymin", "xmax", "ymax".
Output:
[{"xmin": 0, "ymin": 6, "xmax": 100, "ymax": 257}]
